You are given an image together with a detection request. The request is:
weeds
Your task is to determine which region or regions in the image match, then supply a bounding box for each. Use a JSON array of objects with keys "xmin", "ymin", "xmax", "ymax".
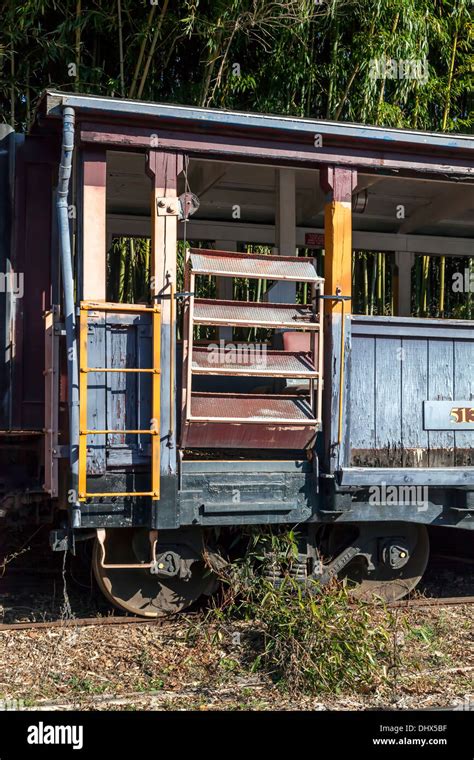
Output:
[{"xmin": 206, "ymin": 529, "xmax": 395, "ymax": 696}]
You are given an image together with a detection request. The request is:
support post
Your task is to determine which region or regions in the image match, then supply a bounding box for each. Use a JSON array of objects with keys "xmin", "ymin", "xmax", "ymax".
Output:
[
  {"xmin": 146, "ymin": 150, "xmax": 183, "ymax": 528},
  {"xmin": 267, "ymin": 168, "xmax": 296, "ymax": 303},
  {"xmin": 80, "ymin": 149, "xmax": 107, "ymax": 300},
  {"xmin": 320, "ymin": 166, "xmax": 357, "ymax": 474}
]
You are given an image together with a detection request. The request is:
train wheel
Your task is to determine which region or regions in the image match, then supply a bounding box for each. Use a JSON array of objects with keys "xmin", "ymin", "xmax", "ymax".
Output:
[
  {"xmin": 325, "ymin": 522, "xmax": 430, "ymax": 602},
  {"xmin": 92, "ymin": 528, "xmax": 216, "ymax": 617}
]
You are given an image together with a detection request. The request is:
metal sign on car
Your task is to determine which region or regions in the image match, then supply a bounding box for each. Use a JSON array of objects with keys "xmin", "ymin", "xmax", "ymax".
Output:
[{"xmin": 423, "ymin": 400, "xmax": 474, "ymax": 431}]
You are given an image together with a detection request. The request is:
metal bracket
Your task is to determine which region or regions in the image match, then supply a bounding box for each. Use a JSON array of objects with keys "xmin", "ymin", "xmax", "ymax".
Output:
[
  {"xmin": 153, "ymin": 291, "xmax": 194, "ymax": 301},
  {"xmin": 49, "ymin": 529, "xmax": 70, "ymax": 553},
  {"xmin": 149, "ymin": 550, "xmax": 192, "ymax": 580},
  {"xmin": 50, "ymin": 528, "xmax": 95, "ymax": 552},
  {"xmin": 96, "ymin": 528, "xmax": 159, "ymax": 569},
  {"xmin": 156, "ymin": 197, "xmax": 179, "ymax": 216},
  {"xmin": 318, "ymin": 294, "xmax": 352, "ymax": 302},
  {"xmin": 53, "ymin": 444, "xmax": 69, "ymax": 459},
  {"xmin": 314, "ymin": 544, "xmax": 365, "ymax": 584}
]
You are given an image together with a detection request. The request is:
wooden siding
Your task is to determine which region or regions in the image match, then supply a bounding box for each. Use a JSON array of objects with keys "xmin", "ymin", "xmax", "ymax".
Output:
[
  {"xmin": 349, "ymin": 316, "xmax": 474, "ymax": 467},
  {"xmin": 86, "ymin": 312, "xmax": 152, "ymax": 475}
]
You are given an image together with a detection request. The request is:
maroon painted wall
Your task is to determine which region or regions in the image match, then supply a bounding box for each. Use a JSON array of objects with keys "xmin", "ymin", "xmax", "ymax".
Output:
[{"xmin": 12, "ymin": 135, "xmax": 59, "ymax": 429}]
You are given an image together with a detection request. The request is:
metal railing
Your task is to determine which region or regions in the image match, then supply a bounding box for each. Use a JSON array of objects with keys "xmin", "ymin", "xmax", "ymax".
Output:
[{"xmin": 78, "ymin": 301, "xmax": 161, "ymax": 501}]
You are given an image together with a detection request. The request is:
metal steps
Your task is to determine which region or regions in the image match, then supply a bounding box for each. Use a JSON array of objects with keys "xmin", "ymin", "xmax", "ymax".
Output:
[
  {"xmin": 189, "ymin": 248, "xmax": 321, "ymax": 282},
  {"xmin": 193, "ymin": 299, "xmax": 318, "ymax": 329},
  {"xmin": 181, "ymin": 248, "xmax": 324, "ymax": 449},
  {"xmin": 192, "ymin": 346, "xmax": 318, "ymax": 378},
  {"xmin": 184, "ymin": 393, "xmax": 317, "ymax": 449},
  {"xmin": 190, "ymin": 393, "xmax": 315, "ymax": 423}
]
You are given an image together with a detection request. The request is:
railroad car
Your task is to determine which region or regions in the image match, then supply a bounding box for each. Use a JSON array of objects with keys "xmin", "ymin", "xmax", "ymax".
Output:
[{"xmin": 0, "ymin": 91, "xmax": 473, "ymax": 615}]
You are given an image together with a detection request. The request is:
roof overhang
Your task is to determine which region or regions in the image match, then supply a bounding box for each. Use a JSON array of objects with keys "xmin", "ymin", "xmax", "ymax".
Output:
[{"xmin": 38, "ymin": 91, "xmax": 474, "ymax": 180}]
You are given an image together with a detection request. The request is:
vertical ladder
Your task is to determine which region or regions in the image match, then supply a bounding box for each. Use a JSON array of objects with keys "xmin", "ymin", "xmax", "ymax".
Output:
[
  {"xmin": 78, "ymin": 301, "xmax": 161, "ymax": 501},
  {"xmin": 181, "ymin": 249, "xmax": 324, "ymax": 450}
]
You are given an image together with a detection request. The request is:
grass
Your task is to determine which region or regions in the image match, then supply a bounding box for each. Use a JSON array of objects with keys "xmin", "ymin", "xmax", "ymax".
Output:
[
  {"xmin": 205, "ymin": 529, "xmax": 396, "ymax": 696},
  {"xmin": 66, "ymin": 676, "xmax": 110, "ymax": 695},
  {"xmin": 407, "ymin": 624, "xmax": 438, "ymax": 644}
]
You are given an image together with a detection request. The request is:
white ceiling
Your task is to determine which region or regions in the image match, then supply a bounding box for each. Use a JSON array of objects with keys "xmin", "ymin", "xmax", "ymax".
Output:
[{"xmin": 106, "ymin": 151, "xmax": 474, "ymax": 239}]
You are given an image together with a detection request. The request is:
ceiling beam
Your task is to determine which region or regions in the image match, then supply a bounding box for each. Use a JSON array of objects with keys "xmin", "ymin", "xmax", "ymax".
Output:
[
  {"xmin": 107, "ymin": 214, "xmax": 474, "ymax": 256},
  {"xmin": 398, "ymin": 185, "xmax": 474, "ymax": 234},
  {"xmin": 298, "ymin": 175, "xmax": 384, "ymax": 224}
]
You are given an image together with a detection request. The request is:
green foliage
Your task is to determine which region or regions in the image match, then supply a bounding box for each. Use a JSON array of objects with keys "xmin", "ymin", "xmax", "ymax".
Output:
[
  {"xmin": 0, "ymin": 0, "xmax": 472, "ymax": 132},
  {"xmin": 412, "ymin": 255, "xmax": 474, "ymax": 318},
  {"xmin": 107, "ymin": 237, "xmax": 151, "ymax": 304},
  {"xmin": 210, "ymin": 530, "xmax": 393, "ymax": 695},
  {"xmin": 2, "ymin": 2, "xmax": 471, "ymax": 316}
]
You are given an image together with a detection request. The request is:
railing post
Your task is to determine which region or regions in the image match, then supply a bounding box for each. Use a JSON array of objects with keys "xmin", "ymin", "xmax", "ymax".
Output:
[
  {"xmin": 146, "ymin": 150, "xmax": 183, "ymax": 528},
  {"xmin": 320, "ymin": 166, "xmax": 357, "ymax": 473}
]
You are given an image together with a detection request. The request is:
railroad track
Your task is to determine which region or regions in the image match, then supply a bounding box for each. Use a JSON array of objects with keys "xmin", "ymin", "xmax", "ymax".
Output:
[
  {"xmin": 0, "ymin": 612, "xmax": 202, "ymax": 632},
  {"xmin": 389, "ymin": 595, "xmax": 474, "ymax": 609},
  {"xmin": 1, "ymin": 596, "xmax": 473, "ymax": 632}
]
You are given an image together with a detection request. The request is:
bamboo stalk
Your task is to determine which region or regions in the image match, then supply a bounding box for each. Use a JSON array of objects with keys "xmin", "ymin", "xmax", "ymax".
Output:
[
  {"xmin": 352, "ymin": 253, "xmax": 356, "ymax": 311},
  {"xmin": 326, "ymin": 14, "xmax": 339, "ymax": 118},
  {"xmin": 467, "ymin": 258, "xmax": 473, "ymax": 320},
  {"xmin": 137, "ymin": 0, "xmax": 169, "ymax": 100},
  {"xmin": 137, "ymin": 0, "xmax": 170, "ymax": 100},
  {"xmin": 334, "ymin": 11, "xmax": 378, "ymax": 120},
  {"xmin": 118, "ymin": 239, "xmax": 126, "ymax": 303},
  {"xmin": 10, "ymin": 34, "xmax": 14, "ymax": 128},
  {"xmin": 377, "ymin": 252, "xmax": 382, "ymax": 314},
  {"xmin": 207, "ymin": 18, "xmax": 240, "ymax": 107},
  {"xmin": 439, "ymin": 255, "xmax": 446, "ymax": 316},
  {"xmin": 117, "ymin": 0, "xmax": 125, "ymax": 96},
  {"xmin": 129, "ymin": 5, "xmax": 156, "ymax": 98},
  {"xmin": 25, "ymin": 59, "xmax": 30, "ymax": 131},
  {"xmin": 390, "ymin": 257, "xmax": 395, "ymax": 316},
  {"xmin": 369, "ymin": 254, "xmax": 376, "ymax": 315},
  {"xmin": 200, "ymin": 25, "xmax": 223, "ymax": 107},
  {"xmin": 75, "ymin": 0, "xmax": 81, "ymax": 90},
  {"xmin": 421, "ymin": 255, "xmax": 429, "ymax": 316},
  {"xmin": 442, "ymin": 26, "xmax": 459, "ymax": 130},
  {"xmin": 414, "ymin": 256, "xmax": 420, "ymax": 317},
  {"xmin": 362, "ymin": 254, "xmax": 369, "ymax": 315},
  {"xmin": 334, "ymin": 62, "xmax": 360, "ymax": 121},
  {"xmin": 376, "ymin": 12, "xmax": 400, "ymax": 122},
  {"xmin": 381, "ymin": 252, "xmax": 386, "ymax": 315}
]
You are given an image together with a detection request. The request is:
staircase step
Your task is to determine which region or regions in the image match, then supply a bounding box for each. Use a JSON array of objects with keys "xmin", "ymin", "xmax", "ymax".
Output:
[
  {"xmin": 192, "ymin": 346, "xmax": 318, "ymax": 378},
  {"xmin": 193, "ymin": 299, "xmax": 319, "ymax": 329},
  {"xmin": 189, "ymin": 392, "xmax": 316, "ymax": 424},
  {"xmin": 190, "ymin": 248, "xmax": 321, "ymax": 283},
  {"xmin": 182, "ymin": 392, "xmax": 318, "ymax": 448}
]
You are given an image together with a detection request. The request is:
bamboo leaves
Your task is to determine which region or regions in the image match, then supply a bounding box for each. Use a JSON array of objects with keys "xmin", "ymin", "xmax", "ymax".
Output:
[{"xmin": 0, "ymin": 0, "xmax": 471, "ymax": 134}]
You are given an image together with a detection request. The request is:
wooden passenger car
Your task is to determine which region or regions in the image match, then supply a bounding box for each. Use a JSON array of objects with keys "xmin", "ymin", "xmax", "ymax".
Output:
[{"xmin": 0, "ymin": 91, "xmax": 473, "ymax": 614}]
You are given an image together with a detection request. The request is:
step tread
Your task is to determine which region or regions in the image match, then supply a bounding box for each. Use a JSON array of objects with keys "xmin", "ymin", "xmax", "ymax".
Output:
[
  {"xmin": 190, "ymin": 248, "xmax": 321, "ymax": 283},
  {"xmin": 193, "ymin": 299, "xmax": 319, "ymax": 329},
  {"xmin": 188, "ymin": 392, "xmax": 316, "ymax": 423},
  {"xmin": 191, "ymin": 347, "xmax": 318, "ymax": 376}
]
